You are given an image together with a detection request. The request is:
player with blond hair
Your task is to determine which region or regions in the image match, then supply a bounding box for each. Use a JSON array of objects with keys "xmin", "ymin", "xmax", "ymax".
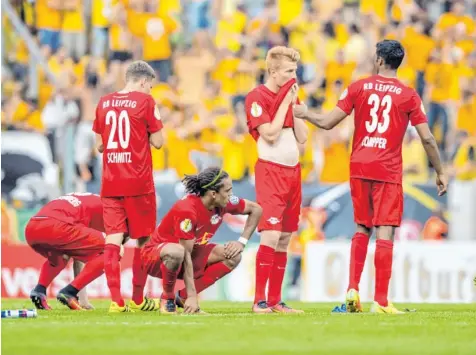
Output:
[
  {"xmin": 93, "ymin": 60, "xmax": 164, "ymax": 312},
  {"xmin": 245, "ymin": 46, "xmax": 308, "ymax": 313}
]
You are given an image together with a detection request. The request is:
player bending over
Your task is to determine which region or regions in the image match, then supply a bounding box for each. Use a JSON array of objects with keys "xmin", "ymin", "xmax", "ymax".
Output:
[
  {"xmin": 26, "ymin": 193, "xmax": 114, "ymax": 310},
  {"xmin": 293, "ymin": 39, "xmax": 448, "ymax": 314},
  {"xmin": 245, "ymin": 46, "xmax": 308, "ymax": 313},
  {"xmin": 141, "ymin": 167, "xmax": 262, "ymax": 314},
  {"xmin": 93, "ymin": 61, "xmax": 164, "ymax": 312}
]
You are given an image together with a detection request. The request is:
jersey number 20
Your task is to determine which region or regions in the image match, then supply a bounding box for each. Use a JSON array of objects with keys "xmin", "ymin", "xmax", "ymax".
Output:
[
  {"xmin": 366, "ymin": 94, "xmax": 392, "ymax": 134},
  {"xmin": 106, "ymin": 110, "xmax": 131, "ymax": 149}
]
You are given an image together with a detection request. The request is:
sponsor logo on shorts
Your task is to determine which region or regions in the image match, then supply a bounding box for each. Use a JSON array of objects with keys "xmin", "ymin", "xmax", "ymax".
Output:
[
  {"xmin": 210, "ymin": 214, "xmax": 221, "ymax": 225},
  {"xmin": 267, "ymin": 217, "xmax": 280, "ymax": 225},
  {"xmin": 180, "ymin": 219, "xmax": 193, "ymax": 232},
  {"xmin": 229, "ymin": 195, "xmax": 239, "ymax": 205},
  {"xmin": 251, "ymin": 102, "xmax": 262, "ymax": 118}
]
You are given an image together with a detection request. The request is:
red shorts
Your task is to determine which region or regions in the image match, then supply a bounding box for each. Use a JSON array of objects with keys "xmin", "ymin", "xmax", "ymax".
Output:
[
  {"xmin": 350, "ymin": 178, "xmax": 403, "ymax": 228},
  {"xmin": 25, "ymin": 217, "xmax": 105, "ymax": 264},
  {"xmin": 142, "ymin": 242, "xmax": 216, "ymax": 279},
  {"xmin": 102, "ymin": 193, "xmax": 156, "ymax": 239},
  {"xmin": 255, "ymin": 159, "xmax": 301, "ymax": 233}
]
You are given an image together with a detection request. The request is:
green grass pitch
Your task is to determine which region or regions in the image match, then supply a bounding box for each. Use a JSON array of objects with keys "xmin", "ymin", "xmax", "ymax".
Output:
[{"xmin": 2, "ymin": 300, "xmax": 476, "ymax": 355}]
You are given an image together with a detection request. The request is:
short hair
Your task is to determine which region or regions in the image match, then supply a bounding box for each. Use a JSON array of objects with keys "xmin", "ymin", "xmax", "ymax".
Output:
[
  {"xmin": 376, "ymin": 40, "xmax": 405, "ymax": 70},
  {"xmin": 125, "ymin": 60, "xmax": 156, "ymax": 82},
  {"xmin": 182, "ymin": 167, "xmax": 230, "ymax": 196},
  {"xmin": 266, "ymin": 46, "xmax": 300, "ymax": 73}
]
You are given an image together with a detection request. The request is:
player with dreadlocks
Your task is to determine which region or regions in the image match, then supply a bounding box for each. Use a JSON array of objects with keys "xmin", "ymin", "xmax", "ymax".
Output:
[{"xmin": 141, "ymin": 167, "xmax": 262, "ymax": 313}]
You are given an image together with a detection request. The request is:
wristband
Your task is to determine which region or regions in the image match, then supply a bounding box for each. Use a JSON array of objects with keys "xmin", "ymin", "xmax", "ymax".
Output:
[{"xmin": 238, "ymin": 237, "xmax": 248, "ymax": 246}]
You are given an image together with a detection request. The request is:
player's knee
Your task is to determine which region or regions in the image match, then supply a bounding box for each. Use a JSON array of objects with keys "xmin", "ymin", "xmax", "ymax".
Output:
[
  {"xmin": 276, "ymin": 232, "xmax": 292, "ymax": 251},
  {"xmin": 375, "ymin": 226, "xmax": 395, "ymax": 241},
  {"xmin": 162, "ymin": 244, "xmax": 185, "ymax": 270},
  {"xmin": 223, "ymin": 253, "xmax": 242, "ymax": 269},
  {"xmin": 260, "ymin": 230, "xmax": 281, "ymax": 249}
]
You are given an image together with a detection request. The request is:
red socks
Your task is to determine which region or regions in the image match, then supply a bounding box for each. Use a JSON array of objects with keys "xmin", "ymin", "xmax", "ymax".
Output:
[
  {"xmin": 160, "ymin": 263, "xmax": 179, "ymax": 300},
  {"xmin": 71, "ymin": 254, "xmax": 104, "ymax": 290},
  {"xmin": 178, "ymin": 262, "xmax": 231, "ymax": 299},
  {"xmin": 374, "ymin": 239, "xmax": 394, "ymax": 307},
  {"xmin": 267, "ymin": 251, "xmax": 287, "ymax": 306},
  {"xmin": 38, "ymin": 258, "xmax": 69, "ymax": 288},
  {"xmin": 254, "ymin": 245, "xmax": 275, "ymax": 304},
  {"xmin": 347, "ymin": 232, "xmax": 370, "ymax": 291},
  {"xmin": 132, "ymin": 247, "xmax": 148, "ymax": 305},
  {"xmin": 104, "ymin": 244, "xmax": 124, "ymax": 306}
]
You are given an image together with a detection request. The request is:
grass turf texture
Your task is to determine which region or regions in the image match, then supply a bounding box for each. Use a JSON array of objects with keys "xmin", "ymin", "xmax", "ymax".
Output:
[{"xmin": 2, "ymin": 300, "xmax": 476, "ymax": 355}]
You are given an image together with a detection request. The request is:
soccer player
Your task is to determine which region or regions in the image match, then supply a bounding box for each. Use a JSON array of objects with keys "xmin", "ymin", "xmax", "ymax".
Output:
[
  {"xmin": 26, "ymin": 193, "xmax": 110, "ymax": 311},
  {"xmin": 93, "ymin": 61, "xmax": 164, "ymax": 312},
  {"xmin": 141, "ymin": 167, "xmax": 262, "ymax": 314},
  {"xmin": 244, "ymin": 46, "xmax": 308, "ymax": 313},
  {"xmin": 293, "ymin": 40, "xmax": 448, "ymax": 313}
]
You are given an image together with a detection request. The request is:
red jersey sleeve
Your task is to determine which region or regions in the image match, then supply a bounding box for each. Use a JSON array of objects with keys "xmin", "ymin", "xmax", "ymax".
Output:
[
  {"xmin": 173, "ymin": 205, "xmax": 198, "ymax": 241},
  {"xmin": 245, "ymin": 90, "xmax": 272, "ymax": 131},
  {"xmin": 336, "ymin": 83, "xmax": 357, "ymax": 115},
  {"xmin": 145, "ymin": 96, "xmax": 163, "ymax": 134},
  {"xmin": 405, "ymin": 91, "xmax": 428, "ymax": 126},
  {"xmin": 92, "ymin": 104, "xmax": 103, "ymax": 134},
  {"xmin": 224, "ymin": 195, "xmax": 246, "ymax": 215}
]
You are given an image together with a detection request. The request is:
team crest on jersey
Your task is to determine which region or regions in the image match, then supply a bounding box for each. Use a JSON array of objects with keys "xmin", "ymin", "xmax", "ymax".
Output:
[
  {"xmin": 251, "ymin": 102, "xmax": 262, "ymax": 118},
  {"xmin": 229, "ymin": 195, "xmax": 239, "ymax": 205},
  {"xmin": 154, "ymin": 105, "xmax": 161, "ymax": 120},
  {"xmin": 420, "ymin": 102, "xmax": 426, "ymax": 115},
  {"xmin": 180, "ymin": 219, "xmax": 193, "ymax": 232},
  {"xmin": 339, "ymin": 88, "xmax": 348, "ymax": 100},
  {"xmin": 210, "ymin": 214, "xmax": 222, "ymax": 225}
]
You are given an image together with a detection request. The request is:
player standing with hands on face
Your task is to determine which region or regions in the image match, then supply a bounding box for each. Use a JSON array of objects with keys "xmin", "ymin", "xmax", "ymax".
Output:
[
  {"xmin": 293, "ymin": 40, "xmax": 448, "ymax": 313},
  {"xmin": 93, "ymin": 61, "xmax": 164, "ymax": 313},
  {"xmin": 245, "ymin": 46, "xmax": 308, "ymax": 313}
]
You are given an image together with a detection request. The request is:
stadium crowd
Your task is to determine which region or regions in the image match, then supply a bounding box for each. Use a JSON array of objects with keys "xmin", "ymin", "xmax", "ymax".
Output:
[{"xmin": 2, "ymin": 0, "xmax": 476, "ymax": 190}]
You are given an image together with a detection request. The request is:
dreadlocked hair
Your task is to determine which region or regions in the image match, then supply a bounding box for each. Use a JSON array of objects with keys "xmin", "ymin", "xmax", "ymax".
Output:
[{"xmin": 182, "ymin": 167, "xmax": 229, "ymax": 196}]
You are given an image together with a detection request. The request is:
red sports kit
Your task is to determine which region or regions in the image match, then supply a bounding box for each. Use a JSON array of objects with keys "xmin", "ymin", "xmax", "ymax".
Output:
[
  {"xmin": 245, "ymin": 85, "xmax": 301, "ymax": 233},
  {"xmin": 142, "ymin": 194, "xmax": 246, "ymax": 278},
  {"xmin": 337, "ymin": 75, "xmax": 428, "ymax": 227},
  {"xmin": 93, "ymin": 91, "xmax": 163, "ymax": 238}
]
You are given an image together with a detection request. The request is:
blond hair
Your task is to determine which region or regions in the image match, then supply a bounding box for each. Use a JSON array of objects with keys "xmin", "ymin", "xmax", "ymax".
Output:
[
  {"xmin": 125, "ymin": 60, "xmax": 156, "ymax": 82},
  {"xmin": 266, "ymin": 46, "xmax": 300, "ymax": 73}
]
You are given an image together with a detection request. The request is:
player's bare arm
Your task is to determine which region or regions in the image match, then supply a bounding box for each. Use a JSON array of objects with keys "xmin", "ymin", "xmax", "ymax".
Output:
[
  {"xmin": 72, "ymin": 260, "xmax": 94, "ymax": 310},
  {"xmin": 224, "ymin": 200, "xmax": 262, "ymax": 259},
  {"xmin": 95, "ymin": 133, "xmax": 104, "ymax": 153},
  {"xmin": 414, "ymin": 123, "xmax": 448, "ymax": 196},
  {"xmin": 149, "ymin": 130, "xmax": 164, "ymax": 149},
  {"xmin": 257, "ymin": 84, "xmax": 298, "ymax": 144},
  {"xmin": 292, "ymin": 104, "xmax": 308, "ymax": 144},
  {"xmin": 179, "ymin": 238, "xmax": 199, "ymax": 313},
  {"xmin": 293, "ymin": 104, "xmax": 348, "ymax": 130}
]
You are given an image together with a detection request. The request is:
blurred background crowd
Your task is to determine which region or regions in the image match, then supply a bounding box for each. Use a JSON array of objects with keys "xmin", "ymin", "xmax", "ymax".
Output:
[
  {"xmin": 2, "ymin": 0, "xmax": 476, "ymax": 189},
  {"xmin": 1, "ymin": 0, "xmax": 476, "ymax": 243}
]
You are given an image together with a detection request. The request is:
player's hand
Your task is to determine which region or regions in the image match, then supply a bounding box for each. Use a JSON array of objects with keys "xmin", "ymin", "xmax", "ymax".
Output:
[
  {"xmin": 436, "ymin": 173, "xmax": 448, "ymax": 196},
  {"xmin": 224, "ymin": 241, "xmax": 245, "ymax": 259},
  {"xmin": 183, "ymin": 296, "xmax": 200, "ymax": 314},
  {"xmin": 283, "ymin": 84, "xmax": 299, "ymax": 105},
  {"xmin": 79, "ymin": 301, "xmax": 95, "ymax": 310},
  {"xmin": 293, "ymin": 103, "xmax": 308, "ymax": 119}
]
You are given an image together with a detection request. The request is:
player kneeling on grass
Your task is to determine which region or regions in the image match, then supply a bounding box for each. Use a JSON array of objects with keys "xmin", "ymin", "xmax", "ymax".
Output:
[
  {"xmin": 26, "ymin": 193, "xmax": 117, "ymax": 311},
  {"xmin": 141, "ymin": 167, "xmax": 262, "ymax": 314}
]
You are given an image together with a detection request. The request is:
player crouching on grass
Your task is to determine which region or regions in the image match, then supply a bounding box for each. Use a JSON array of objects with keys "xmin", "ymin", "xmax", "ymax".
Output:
[
  {"xmin": 26, "ymin": 193, "xmax": 120, "ymax": 310},
  {"xmin": 141, "ymin": 167, "xmax": 262, "ymax": 314}
]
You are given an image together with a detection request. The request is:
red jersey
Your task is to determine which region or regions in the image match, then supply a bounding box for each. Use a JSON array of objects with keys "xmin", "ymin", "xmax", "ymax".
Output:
[
  {"xmin": 33, "ymin": 193, "xmax": 105, "ymax": 231},
  {"xmin": 245, "ymin": 85, "xmax": 295, "ymax": 141},
  {"xmin": 337, "ymin": 75, "xmax": 427, "ymax": 184},
  {"xmin": 151, "ymin": 195, "xmax": 246, "ymax": 246},
  {"xmin": 93, "ymin": 91, "xmax": 163, "ymax": 197}
]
